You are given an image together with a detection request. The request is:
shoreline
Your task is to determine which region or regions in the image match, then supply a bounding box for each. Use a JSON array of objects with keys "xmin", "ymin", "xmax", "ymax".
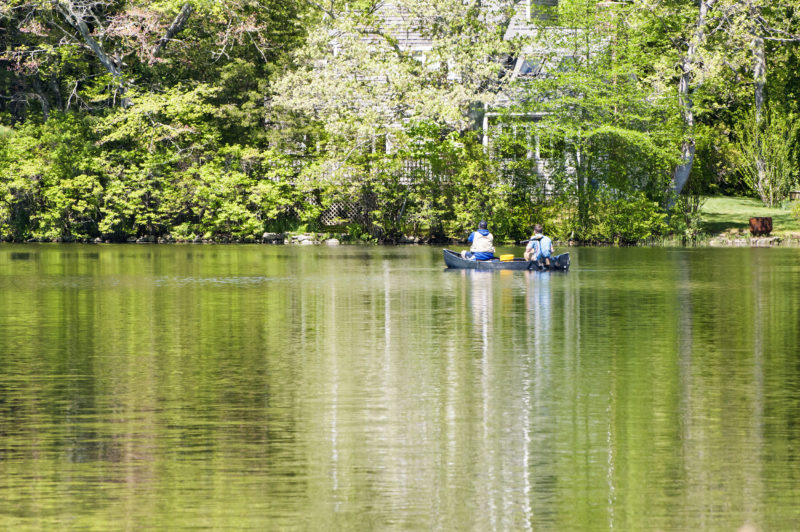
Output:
[{"xmin": 4, "ymin": 233, "xmax": 800, "ymax": 248}]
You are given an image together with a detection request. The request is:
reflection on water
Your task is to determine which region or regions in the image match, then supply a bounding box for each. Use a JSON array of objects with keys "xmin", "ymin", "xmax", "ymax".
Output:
[{"xmin": 1, "ymin": 244, "xmax": 799, "ymax": 530}]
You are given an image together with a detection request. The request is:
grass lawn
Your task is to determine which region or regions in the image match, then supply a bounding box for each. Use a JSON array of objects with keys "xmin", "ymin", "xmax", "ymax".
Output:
[{"xmin": 700, "ymin": 196, "xmax": 800, "ymax": 235}]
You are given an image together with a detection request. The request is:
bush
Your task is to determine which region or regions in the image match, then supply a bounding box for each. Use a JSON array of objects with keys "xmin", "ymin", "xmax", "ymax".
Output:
[
  {"xmin": 735, "ymin": 107, "xmax": 799, "ymax": 207},
  {"xmin": 0, "ymin": 113, "xmax": 102, "ymax": 241},
  {"xmin": 791, "ymin": 201, "xmax": 800, "ymax": 223},
  {"xmin": 584, "ymin": 190, "xmax": 667, "ymax": 244}
]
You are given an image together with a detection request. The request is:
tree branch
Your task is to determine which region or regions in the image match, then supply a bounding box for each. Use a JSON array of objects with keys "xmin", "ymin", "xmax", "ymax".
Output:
[
  {"xmin": 55, "ymin": 1, "xmax": 122, "ymax": 80},
  {"xmin": 356, "ymin": 27, "xmax": 404, "ymax": 56},
  {"xmin": 151, "ymin": 3, "xmax": 194, "ymax": 60},
  {"xmin": 305, "ymin": 0, "xmax": 337, "ymax": 20}
]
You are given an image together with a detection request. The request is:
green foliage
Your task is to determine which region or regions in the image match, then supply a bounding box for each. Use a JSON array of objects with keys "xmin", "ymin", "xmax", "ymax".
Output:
[
  {"xmin": 441, "ymin": 137, "xmax": 537, "ymax": 242},
  {"xmin": 584, "ymin": 190, "xmax": 668, "ymax": 245},
  {"xmin": 792, "ymin": 201, "xmax": 800, "ymax": 224},
  {"xmin": 668, "ymin": 194, "xmax": 707, "ymax": 241},
  {"xmin": 735, "ymin": 107, "xmax": 799, "ymax": 207},
  {"xmin": 0, "ymin": 105, "xmax": 307, "ymax": 241},
  {"xmin": 0, "ymin": 113, "xmax": 101, "ymax": 240},
  {"xmin": 507, "ymin": 2, "xmax": 682, "ymax": 240},
  {"xmin": 310, "ymin": 127, "xmax": 541, "ymax": 243},
  {"xmin": 1, "ymin": 1, "xmax": 799, "ymax": 245}
]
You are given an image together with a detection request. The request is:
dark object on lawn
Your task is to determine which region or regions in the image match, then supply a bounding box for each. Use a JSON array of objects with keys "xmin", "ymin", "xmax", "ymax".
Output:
[{"xmin": 749, "ymin": 217, "xmax": 772, "ymax": 236}]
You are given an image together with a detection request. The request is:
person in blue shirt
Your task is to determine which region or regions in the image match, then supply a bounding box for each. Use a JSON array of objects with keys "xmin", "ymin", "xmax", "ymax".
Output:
[
  {"xmin": 461, "ymin": 220, "xmax": 495, "ymax": 261},
  {"xmin": 524, "ymin": 224, "xmax": 553, "ymax": 265}
]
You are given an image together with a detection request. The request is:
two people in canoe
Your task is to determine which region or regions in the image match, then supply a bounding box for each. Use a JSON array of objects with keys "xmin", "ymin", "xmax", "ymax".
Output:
[{"xmin": 461, "ymin": 221, "xmax": 554, "ymax": 264}]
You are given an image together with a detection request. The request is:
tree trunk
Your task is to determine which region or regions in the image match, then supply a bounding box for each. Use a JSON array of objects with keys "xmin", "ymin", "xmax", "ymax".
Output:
[
  {"xmin": 30, "ymin": 77, "xmax": 51, "ymax": 121},
  {"xmin": 671, "ymin": 0, "xmax": 713, "ymax": 201},
  {"xmin": 50, "ymin": 77, "xmax": 64, "ymax": 112},
  {"xmin": 575, "ymin": 139, "xmax": 589, "ymax": 233},
  {"xmin": 753, "ymin": 34, "xmax": 766, "ymax": 120},
  {"xmin": 751, "ymin": 3, "xmax": 767, "ymax": 200}
]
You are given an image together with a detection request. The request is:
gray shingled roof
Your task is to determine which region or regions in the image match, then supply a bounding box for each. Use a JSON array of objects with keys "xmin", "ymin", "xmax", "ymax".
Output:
[
  {"xmin": 374, "ymin": 1, "xmax": 560, "ymax": 50},
  {"xmin": 374, "ymin": 3, "xmax": 433, "ymax": 52},
  {"xmin": 505, "ymin": 0, "xmax": 558, "ymax": 40}
]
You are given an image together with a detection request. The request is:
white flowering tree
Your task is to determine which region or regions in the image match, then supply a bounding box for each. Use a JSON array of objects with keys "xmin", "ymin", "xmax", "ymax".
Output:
[{"xmin": 273, "ymin": 1, "xmax": 524, "ymax": 158}]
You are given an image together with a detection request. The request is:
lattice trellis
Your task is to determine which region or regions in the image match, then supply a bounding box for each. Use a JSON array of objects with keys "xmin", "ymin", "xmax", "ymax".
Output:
[
  {"xmin": 400, "ymin": 159, "xmax": 432, "ymax": 185},
  {"xmin": 320, "ymin": 201, "xmax": 370, "ymax": 227},
  {"xmin": 286, "ymin": 158, "xmax": 448, "ymax": 228}
]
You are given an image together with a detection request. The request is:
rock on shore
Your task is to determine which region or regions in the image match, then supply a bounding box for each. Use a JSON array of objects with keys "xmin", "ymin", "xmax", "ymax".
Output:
[{"xmin": 708, "ymin": 236, "xmax": 785, "ymax": 247}]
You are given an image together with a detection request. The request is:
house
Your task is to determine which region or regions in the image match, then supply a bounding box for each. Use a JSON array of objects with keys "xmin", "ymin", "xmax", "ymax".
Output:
[{"xmin": 318, "ymin": 1, "xmax": 581, "ymax": 226}]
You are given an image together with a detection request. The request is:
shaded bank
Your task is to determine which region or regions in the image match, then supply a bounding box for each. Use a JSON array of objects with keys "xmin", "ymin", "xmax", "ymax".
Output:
[{"xmin": 5, "ymin": 232, "xmax": 800, "ymax": 248}]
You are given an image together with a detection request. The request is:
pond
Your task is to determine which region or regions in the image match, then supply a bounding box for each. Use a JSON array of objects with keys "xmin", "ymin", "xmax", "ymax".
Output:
[{"xmin": 1, "ymin": 244, "xmax": 799, "ymax": 530}]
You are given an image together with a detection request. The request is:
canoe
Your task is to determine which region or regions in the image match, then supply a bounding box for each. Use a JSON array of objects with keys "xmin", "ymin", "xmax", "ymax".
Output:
[{"xmin": 443, "ymin": 249, "xmax": 570, "ymax": 271}]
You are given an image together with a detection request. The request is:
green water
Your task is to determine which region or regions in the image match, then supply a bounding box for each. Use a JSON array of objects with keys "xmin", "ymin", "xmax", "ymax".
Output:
[{"xmin": 1, "ymin": 244, "xmax": 799, "ymax": 531}]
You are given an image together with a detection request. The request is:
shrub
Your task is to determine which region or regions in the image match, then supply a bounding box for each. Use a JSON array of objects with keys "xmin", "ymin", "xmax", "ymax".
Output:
[
  {"xmin": 584, "ymin": 190, "xmax": 667, "ymax": 244},
  {"xmin": 735, "ymin": 107, "xmax": 799, "ymax": 207}
]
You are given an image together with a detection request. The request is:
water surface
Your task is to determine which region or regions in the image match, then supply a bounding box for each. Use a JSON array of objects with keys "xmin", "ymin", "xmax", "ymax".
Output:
[{"xmin": 1, "ymin": 244, "xmax": 799, "ymax": 530}]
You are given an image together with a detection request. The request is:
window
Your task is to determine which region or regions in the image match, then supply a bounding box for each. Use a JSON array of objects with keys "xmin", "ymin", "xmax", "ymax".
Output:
[{"xmin": 519, "ymin": 58, "xmax": 542, "ymax": 76}]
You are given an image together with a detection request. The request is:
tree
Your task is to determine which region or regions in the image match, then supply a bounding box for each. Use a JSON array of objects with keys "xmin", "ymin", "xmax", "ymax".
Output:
[
  {"xmin": 1, "ymin": 0, "xmax": 309, "ymax": 241},
  {"xmin": 671, "ymin": 0, "xmax": 715, "ymax": 200},
  {"xmin": 710, "ymin": 1, "xmax": 800, "ymax": 203},
  {"xmin": 1, "ymin": 0, "xmax": 306, "ymax": 118},
  {"xmin": 267, "ymin": 1, "xmax": 533, "ymax": 238},
  {"xmin": 736, "ymin": 105, "xmax": 798, "ymax": 207},
  {"xmin": 510, "ymin": 0, "xmax": 680, "ymax": 239},
  {"xmin": 271, "ymin": 1, "xmax": 522, "ymax": 167}
]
